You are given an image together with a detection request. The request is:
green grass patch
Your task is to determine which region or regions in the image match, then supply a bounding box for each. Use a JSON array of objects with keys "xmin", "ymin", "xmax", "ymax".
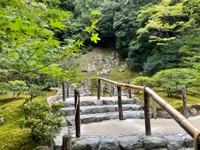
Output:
[
  {"xmin": 134, "ymin": 89, "xmax": 200, "ymax": 111},
  {"xmin": 0, "ymin": 90, "xmax": 56, "ymax": 150}
]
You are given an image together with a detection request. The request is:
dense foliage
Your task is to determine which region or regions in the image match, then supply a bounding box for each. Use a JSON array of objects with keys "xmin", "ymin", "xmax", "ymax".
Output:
[
  {"xmin": 0, "ymin": 0, "xmax": 100, "ymax": 99},
  {"xmin": 72, "ymin": 0, "xmax": 199, "ymax": 75},
  {"xmin": 22, "ymin": 102, "xmax": 64, "ymax": 144}
]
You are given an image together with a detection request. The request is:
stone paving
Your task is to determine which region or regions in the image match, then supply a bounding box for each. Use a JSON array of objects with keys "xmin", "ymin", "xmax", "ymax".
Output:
[{"xmin": 53, "ymin": 95, "xmax": 199, "ymax": 150}]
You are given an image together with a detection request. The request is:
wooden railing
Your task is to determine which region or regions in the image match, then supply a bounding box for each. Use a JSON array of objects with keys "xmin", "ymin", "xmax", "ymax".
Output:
[
  {"xmin": 62, "ymin": 89, "xmax": 80, "ymax": 150},
  {"xmin": 74, "ymin": 89, "xmax": 80, "ymax": 138},
  {"xmin": 97, "ymin": 77, "xmax": 200, "ymax": 149}
]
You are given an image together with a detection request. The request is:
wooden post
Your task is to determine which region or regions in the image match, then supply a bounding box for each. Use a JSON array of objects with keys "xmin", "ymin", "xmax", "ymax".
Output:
[
  {"xmin": 97, "ymin": 79, "xmax": 101, "ymax": 100},
  {"xmin": 75, "ymin": 90, "xmax": 80, "ymax": 138},
  {"xmin": 66, "ymin": 83, "xmax": 69, "ymax": 98},
  {"xmin": 74, "ymin": 89, "xmax": 77, "ymax": 109},
  {"xmin": 62, "ymin": 134, "xmax": 72, "ymax": 150},
  {"xmin": 127, "ymin": 80, "xmax": 131, "ymax": 98},
  {"xmin": 194, "ymin": 130, "xmax": 200, "ymax": 150},
  {"xmin": 181, "ymin": 86, "xmax": 188, "ymax": 118},
  {"xmin": 152, "ymin": 99, "xmax": 157, "ymax": 119},
  {"xmin": 110, "ymin": 84, "xmax": 114, "ymax": 96},
  {"xmin": 117, "ymin": 86, "xmax": 123, "ymax": 120},
  {"xmin": 91, "ymin": 83, "xmax": 94, "ymax": 96},
  {"xmin": 144, "ymin": 87, "xmax": 151, "ymax": 136},
  {"xmin": 152, "ymin": 89, "xmax": 157, "ymax": 119},
  {"xmin": 62, "ymin": 82, "xmax": 66, "ymax": 101}
]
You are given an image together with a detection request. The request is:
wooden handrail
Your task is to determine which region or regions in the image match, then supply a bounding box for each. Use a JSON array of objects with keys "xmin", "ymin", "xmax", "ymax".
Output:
[
  {"xmin": 97, "ymin": 77, "xmax": 144, "ymax": 91},
  {"xmin": 97, "ymin": 77, "xmax": 200, "ymax": 149}
]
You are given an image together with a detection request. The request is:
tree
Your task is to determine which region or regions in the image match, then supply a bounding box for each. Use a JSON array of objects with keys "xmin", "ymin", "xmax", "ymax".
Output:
[
  {"xmin": 126, "ymin": 0, "xmax": 199, "ymax": 74},
  {"xmin": 0, "ymin": 0, "xmax": 100, "ymax": 99},
  {"xmin": 22, "ymin": 102, "xmax": 64, "ymax": 144},
  {"xmin": 152, "ymin": 68, "xmax": 200, "ymax": 97},
  {"xmin": 131, "ymin": 76, "xmax": 154, "ymax": 87}
]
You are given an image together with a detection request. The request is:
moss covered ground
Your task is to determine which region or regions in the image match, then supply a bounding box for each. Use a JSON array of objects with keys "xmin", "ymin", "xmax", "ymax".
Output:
[
  {"xmin": 135, "ymin": 89, "xmax": 200, "ymax": 111},
  {"xmin": 0, "ymin": 90, "xmax": 56, "ymax": 150}
]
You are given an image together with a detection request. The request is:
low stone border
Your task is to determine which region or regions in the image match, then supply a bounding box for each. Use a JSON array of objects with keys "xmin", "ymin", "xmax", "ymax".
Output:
[
  {"xmin": 70, "ymin": 132, "xmax": 193, "ymax": 150},
  {"xmin": 46, "ymin": 88, "xmax": 62, "ymax": 106}
]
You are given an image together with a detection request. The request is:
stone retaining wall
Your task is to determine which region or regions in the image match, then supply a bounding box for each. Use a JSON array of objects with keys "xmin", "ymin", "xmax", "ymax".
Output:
[
  {"xmin": 54, "ymin": 130, "xmax": 194, "ymax": 150},
  {"xmin": 71, "ymin": 133, "xmax": 193, "ymax": 150}
]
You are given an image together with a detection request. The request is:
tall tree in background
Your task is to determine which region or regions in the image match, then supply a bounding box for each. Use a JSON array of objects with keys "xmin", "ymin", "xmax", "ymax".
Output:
[{"xmin": 0, "ymin": 0, "xmax": 100, "ymax": 97}]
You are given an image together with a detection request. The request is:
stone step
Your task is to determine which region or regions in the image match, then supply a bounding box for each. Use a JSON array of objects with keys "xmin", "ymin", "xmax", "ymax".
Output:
[
  {"xmin": 57, "ymin": 96, "xmax": 142, "ymax": 107},
  {"xmin": 62, "ymin": 104, "xmax": 143, "ymax": 116},
  {"xmin": 66, "ymin": 110, "xmax": 145, "ymax": 124}
]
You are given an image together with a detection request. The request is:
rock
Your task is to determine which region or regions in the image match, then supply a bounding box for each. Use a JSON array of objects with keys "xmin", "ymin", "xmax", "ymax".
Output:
[
  {"xmin": 164, "ymin": 134, "xmax": 184, "ymax": 149},
  {"xmin": 81, "ymin": 116, "xmax": 96, "ymax": 124},
  {"xmin": 72, "ymin": 139, "xmax": 90, "ymax": 150},
  {"xmin": 143, "ymin": 136, "xmax": 167, "ymax": 150},
  {"xmin": 119, "ymin": 68, "xmax": 125, "ymax": 72},
  {"xmin": 182, "ymin": 134, "xmax": 193, "ymax": 147},
  {"xmin": 102, "ymin": 100, "xmax": 115, "ymax": 105},
  {"xmin": 157, "ymin": 110, "xmax": 172, "ymax": 119},
  {"xmin": 84, "ymin": 137, "xmax": 100, "ymax": 150},
  {"xmin": 189, "ymin": 108, "xmax": 198, "ymax": 116},
  {"xmin": 91, "ymin": 107, "xmax": 108, "ymax": 114},
  {"xmin": 81, "ymin": 100, "xmax": 95, "ymax": 106},
  {"xmin": 100, "ymin": 69, "xmax": 109, "ymax": 75},
  {"xmin": 133, "ymin": 97, "xmax": 143, "ymax": 105},
  {"xmin": 118, "ymin": 135, "xmax": 143, "ymax": 150},
  {"xmin": 33, "ymin": 146, "xmax": 49, "ymax": 150},
  {"xmin": 98, "ymin": 136, "xmax": 120, "ymax": 150},
  {"xmin": 0, "ymin": 116, "xmax": 5, "ymax": 125}
]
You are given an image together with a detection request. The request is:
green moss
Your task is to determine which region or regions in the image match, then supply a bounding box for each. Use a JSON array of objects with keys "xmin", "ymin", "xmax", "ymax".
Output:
[
  {"xmin": 0, "ymin": 90, "xmax": 56, "ymax": 150},
  {"xmin": 134, "ymin": 90, "xmax": 200, "ymax": 111}
]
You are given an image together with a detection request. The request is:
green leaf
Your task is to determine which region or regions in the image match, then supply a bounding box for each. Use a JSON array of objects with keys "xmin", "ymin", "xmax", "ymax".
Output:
[
  {"xmin": 91, "ymin": 10, "xmax": 101, "ymax": 15},
  {"xmin": 76, "ymin": 40, "xmax": 84, "ymax": 48},
  {"xmin": 50, "ymin": 20, "xmax": 66, "ymax": 30},
  {"xmin": 90, "ymin": 33, "xmax": 101, "ymax": 43}
]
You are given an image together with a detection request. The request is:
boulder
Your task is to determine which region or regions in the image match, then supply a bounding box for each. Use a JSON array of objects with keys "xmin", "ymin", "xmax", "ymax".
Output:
[
  {"xmin": 72, "ymin": 139, "xmax": 89, "ymax": 150},
  {"xmin": 189, "ymin": 108, "xmax": 198, "ymax": 116},
  {"xmin": 118, "ymin": 135, "xmax": 143, "ymax": 150},
  {"xmin": 157, "ymin": 110, "xmax": 172, "ymax": 119},
  {"xmin": 164, "ymin": 134, "xmax": 184, "ymax": 149},
  {"xmin": 98, "ymin": 136, "xmax": 120, "ymax": 150},
  {"xmin": 143, "ymin": 136, "xmax": 167, "ymax": 150}
]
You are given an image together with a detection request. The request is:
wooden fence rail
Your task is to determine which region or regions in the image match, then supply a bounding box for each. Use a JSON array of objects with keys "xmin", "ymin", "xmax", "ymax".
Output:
[{"xmin": 97, "ymin": 77, "xmax": 200, "ymax": 149}]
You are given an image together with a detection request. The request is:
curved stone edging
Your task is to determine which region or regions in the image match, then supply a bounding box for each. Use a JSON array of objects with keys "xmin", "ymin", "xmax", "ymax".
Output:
[
  {"xmin": 70, "ymin": 132, "xmax": 193, "ymax": 150},
  {"xmin": 46, "ymin": 88, "xmax": 62, "ymax": 106}
]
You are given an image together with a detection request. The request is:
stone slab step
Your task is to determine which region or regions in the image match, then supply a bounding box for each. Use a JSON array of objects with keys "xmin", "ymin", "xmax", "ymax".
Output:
[
  {"xmin": 62, "ymin": 104, "xmax": 143, "ymax": 116},
  {"xmin": 56, "ymin": 96, "xmax": 142, "ymax": 107},
  {"xmin": 66, "ymin": 110, "xmax": 145, "ymax": 124}
]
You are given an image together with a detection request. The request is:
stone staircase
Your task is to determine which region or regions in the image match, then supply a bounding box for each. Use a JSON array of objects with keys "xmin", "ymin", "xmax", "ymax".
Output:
[
  {"xmin": 61, "ymin": 96, "xmax": 144, "ymax": 125},
  {"xmin": 53, "ymin": 92, "xmax": 194, "ymax": 150}
]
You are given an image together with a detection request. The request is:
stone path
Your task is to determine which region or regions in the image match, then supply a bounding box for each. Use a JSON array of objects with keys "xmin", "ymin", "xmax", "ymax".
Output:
[{"xmin": 53, "ymin": 95, "xmax": 199, "ymax": 150}]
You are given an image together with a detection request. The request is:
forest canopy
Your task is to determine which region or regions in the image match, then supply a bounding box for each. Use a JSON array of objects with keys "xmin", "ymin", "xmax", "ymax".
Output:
[
  {"xmin": 0, "ymin": 0, "xmax": 199, "ymax": 94},
  {"xmin": 73, "ymin": 0, "xmax": 200, "ymax": 75}
]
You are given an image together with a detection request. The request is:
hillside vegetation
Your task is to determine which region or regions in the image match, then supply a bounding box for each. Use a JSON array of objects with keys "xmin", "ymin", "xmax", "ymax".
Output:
[{"xmin": 74, "ymin": 47, "xmax": 139, "ymax": 82}]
